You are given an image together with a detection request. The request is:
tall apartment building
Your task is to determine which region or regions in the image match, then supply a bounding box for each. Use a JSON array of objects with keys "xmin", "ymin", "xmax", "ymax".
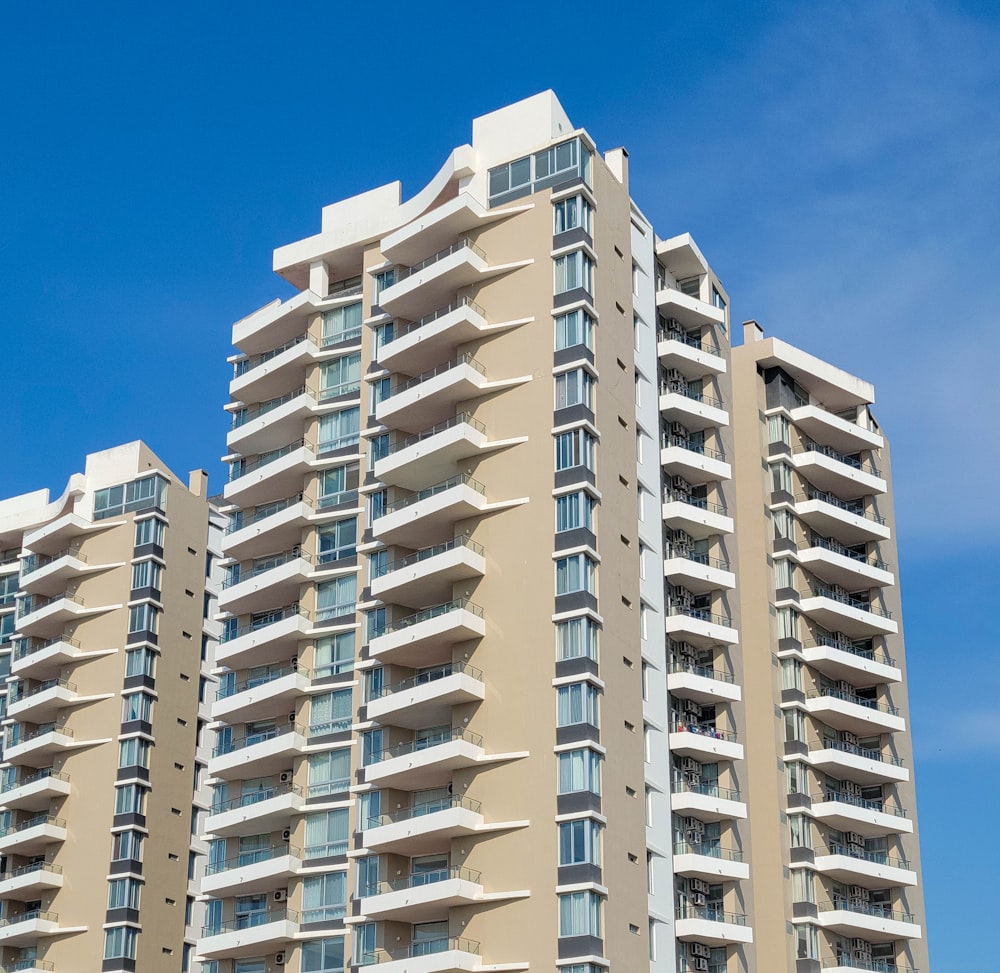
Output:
[
  {"xmin": 0, "ymin": 441, "xmax": 216, "ymax": 972},
  {"xmin": 201, "ymin": 92, "xmax": 926, "ymax": 973}
]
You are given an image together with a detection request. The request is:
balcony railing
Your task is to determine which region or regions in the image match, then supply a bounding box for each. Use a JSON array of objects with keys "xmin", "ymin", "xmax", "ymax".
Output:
[
  {"xmin": 220, "ymin": 604, "xmax": 308, "ymax": 643},
  {"xmin": 229, "ymin": 440, "xmax": 308, "ymax": 481},
  {"xmin": 366, "ymin": 794, "xmax": 483, "ymax": 830},
  {"xmin": 365, "ymin": 865, "xmax": 481, "ymax": 897},
  {"xmin": 223, "ymin": 550, "xmax": 309, "ymax": 589},
  {"xmin": 225, "ymin": 494, "xmax": 310, "ymax": 534},
  {"xmin": 386, "ymin": 413, "xmax": 486, "ymax": 455},
  {"xmin": 671, "ymin": 721, "xmax": 738, "ymax": 742},
  {"xmin": 812, "ymin": 790, "xmax": 908, "ymax": 818},
  {"xmin": 0, "ymin": 860, "xmax": 63, "ymax": 882},
  {"xmin": 388, "ymin": 297, "xmax": 486, "ymax": 343},
  {"xmin": 807, "ymin": 534, "xmax": 890, "ymax": 571},
  {"xmin": 374, "ymin": 599, "xmax": 484, "ymax": 638},
  {"xmin": 662, "ymin": 435, "xmax": 727, "ymax": 461},
  {"xmin": 212, "ymin": 722, "xmax": 306, "ymax": 758},
  {"xmin": 12, "ymin": 636, "xmax": 80, "ymax": 661},
  {"xmin": 807, "ymin": 585, "xmax": 892, "ymax": 619},
  {"xmin": 5, "ymin": 724, "xmax": 74, "ymax": 749},
  {"xmin": 388, "ymin": 353, "xmax": 486, "ymax": 398},
  {"xmin": 822, "ymin": 899, "xmax": 915, "ymax": 923},
  {"xmin": 4, "ymin": 958, "xmax": 56, "ymax": 971},
  {"xmin": 210, "ymin": 782, "xmax": 302, "ymax": 815},
  {"xmin": 659, "ymin": 382, "xmax": 724, "ymax": 410},
  {"xmin": 671, "ymin": 780, "xmax": 742, "ymax": 802},
  {"xmin": 813, "ymin": 741, "xmax": 904, "ymax": 767},
  {"xmin": 394, "ymin": 238, "xmax": 486, "ymax": 282},
  {"xmin": 798, "ymin": 489, "xmax": 885, "ymax": 524},
  {"xmin": 808, "ymin": 690, "xmax": 899, "ymax": 715},
  {"xmin": 804, "ymin": 635, "xmax": 896, "ymax": 668},
  {"xmin": 823, "ymin": 957, "xmax": 916, "ymax": 972},
  {"xmin": 233, "ymin": 334, "xmax": 307, "ymax": 377},
  {"xmin": 217, "ymin": 664, "xmax": 311, "ymax": 700},
  {"xmin": 360, "ymin": 938, "xmax": 481, "ymax": 965},
  {"xmin": 0, "ymin": 769, "xmax": 70, "ymax": 794},
  {"xmin": 666, "ymin": 549, "xmax": 731, "ymax": 571},
  {"xmin": 673, "ymin": 841, "xmax": 744, "ymax": 862},
  {"xmin": 667, "ymin": 662, "xmax": 735, "ymax": 684},
  {"xmin": 0, "ymin": 815, "xmax": 65, "ymax": 839},
  {"xmin": 368, "ymin": 727, "xmax": 483, "ymax": 765},
  {"xmin": 675, "ymin": 904, "xmax": 747, "ymax": 925},
  {"xmin": 21, "ymin": 547, "xmax": 87, "ymax": 577},
  {"xmin": 371, "ymin": 662, "xmax": 484, "ymax": 702},
  {"xmin": 666, "ymin": 605, "xmax": 733, "ymax": 628},
  {"xmin": 656, "ymin": 326, "xmax": 721, "ymax": 357},
  {"xmin": 662, "ymin": 490, "xmax": 729, "ymax": 516},
  {"xmin": 819, "ymin": 841, "xmax": 910, "ymax": 869},
  {"xmin": 232, "ymin": 386, "xmax": 309, "ymax": 428},
  {"xmin": 383, "ymin": 475, "xmax": 486, "ymax": 516},
  {"xmin": 7, "ymin": 678, "xmax": 76, "ymax": 705},
  {"xmin": 372, "ymin": 536, "xmax": 484, "ymax": 581},
  {"xmin": 795, "ymin": 441, "xmax": 879, "ymax": 475},
  {"xmin": 0, "ymin": 910, "xmax": 58, "ymax": 929},
  {"xmin": 204, "ymin": 844, "xmax": 300, "ymax": 876},
  {"xmin": 17, "ymin": 593, "xmax": 83, "ymax": 618},
  {"xmin": 203, "ymin": 909, "xmax": 299, "ymax": 936}
]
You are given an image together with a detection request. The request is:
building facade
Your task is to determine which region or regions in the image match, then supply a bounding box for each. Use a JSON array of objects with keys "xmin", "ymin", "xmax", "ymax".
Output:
[
  {"xmin": 0, "ymin": 442, "xmax": 216, "ymax": 972},
  {"xmin": 199, "ymin": 92, "xmax": 926, "ymax": 973}
]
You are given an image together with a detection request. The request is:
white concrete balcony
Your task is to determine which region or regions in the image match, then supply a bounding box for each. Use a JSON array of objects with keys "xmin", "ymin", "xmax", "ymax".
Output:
[
  {"xmin": 0, "ymin": 815, "xmax": 67, "ymax": 855},
  {"xmin": 791, "ymin": 444, "xmax": 886, "ymax": 500},
  {"xmin": 377, "ymin": 298, "xmax": 490, "ymax": 374},
  {"xmin": 671, "ymin": 781, "xmax": 747, "ymax": 823},
  {"xmin": 656, "ymin": 290, "xmax": 727, "ymax": 330},
  {"xmin": 809, "ymin": 790, "xmax": 913, "ymax": 837},
  {"xmin": 371, "ymin": 537, "xmax": 485, "ymax": 605},
  {"xmin": 216, "ymin": 605, "xmax": 311, "ymax": 670},
  {"xmin": 18, "ymin": 548, "xmax": 112, "ymax": 597},
  {"xmin": 22, "ymin": 511, "xmax": 109, "ymax": 557},
  {"xmin": 367, "ymin": 663, "xmax": 485, "ymax": 729},
  {"xmin": 805, "ymin": 743, "xmax": 909, "ymax": 785},
  {"xmin": 377, "ymin": 355, "xmax": 490, "ymax": 434},
  {"xmin": 364, "ymin": 728, "xmax": 486, "ymax": 790},
  {"xmin": 360, "ymin": 866, "xmax": 484, "ymax": 922},
  {"xmin": 218, "ymin": 550, "xmax": 312, "ymax": 615},
  {"xmin": 205, "ymin": 783, "xmax": 305, "ymax": 838},
  {"xmin": 15, "ymin": 592, "xmax": 113, "ymax": 640},
  {"xmin": 669, "ymin": 726, "xmax": 743, "ymax": 763},
  {"xmin": 656, "ymin": 233, "xmax": 711, "ymax": 280},
  {"xmin": 661, "ymin": 437, "xmax": 731, "ymax": 486},
  {"xmin": 788, "ymin": 404, "xmax": 884, "ymax": 453},
  {"xmin": 805, "ymin": 691, "xmax": 905, "ymax": 736},
  {"xmin": 201, "ymin": 844, "xmax": 301, "ymax": 897},
  {"xmin": 812, "ymin": 844, "xmax": 917, "ymax": 888},
  {"xmin": 796, "ymin": 538, "xmax": 894, "ymax": 590},
  {"xmin": 222, "ymin": 495, "xmax": 318, "ymax": 561},
  {"xmin": 208, "ymin": 723, "xmax": 307, "ymax": 781},
  {"xmin": 792, "ymin": 492, "xmax": 891, "ymax": 546},
  {"xmin": 672, "ymin": 842, "xmax": 749, "ymax": 883},
  {"xmin": 229, "ymin": 333, "xmax": 315, "ymax": 402},
  {"xmin": 224, "ymin": 440, "xmax": 322, "ymax": 508},
  {"xmin": 226, "ymin": 385, "xmax": 318, "ymax": 455},
  {"xmin": 212, "ymin": 666, "xmax": 310, "ymax": 724},
  {"xmin": 798, "ymin": 588, "xmax": 898, "ymax": 639},
  {"xmin": 664, "ymin": 607, "xmax": 739, "ymax": 650},
  {"xmin": 675, "ymin": 905, "xmax": 753, "ymax": 946},
  {"xmin": 657, "ymin": 330, "xmax": 727, "ymax": 380},
  {"xmin": 0, "ymin": 910, "xmax": 64, "ymax": 947},
  {"xmin": 198, "ymin": 909, "xmax": 299, "ymax": 960},
  {"xmin": 0, "ymin": 770, "xmax": 71, "ymax": 812},
  {"xmin": 357, "ymin": 937, "xmax": 484, "ymax": 973},
  {"xmin": 10, "ymin": 636, "xmax": 86, "ymax": 680},
  {"xmin": 819, "ymin": 961, "xmax": 916, "ymax": 973},
  {"xmin": 800, "ymin": 638, "xmax": 902, "ymax": 687},
  {"xmin": 232, "ymin": 287, "xmax": 330, "ymax": 355},
  {"xmin": 664, "ymin": 553, "xmax": 736, "ymax": 595},
  {"xmin": 374, "ymin": 476, "xmax": 488, "ymax": 550},
  {"xmin": 662, "ymin": 495, "xmax": 734, "ymax": 540},
  {"xmin": 375, "ymin": 414, "xmax": 489, "ymax": 489},
  {"xmin": 362, "ymin": 796, "xmax": 485, "ymax": 855},
  {"xmin": 667, "ymin": 663, "xmax": 742, "ymax": 705},
  {"xmin": 7, "ymin": 678, "xmax": 81, "ymax": 723},
  {"xmin": 3, "ymin": 725, "xmax": 77, "ymax": 766},
  {"xmin": 816, "ymin": 900, "xmax": 921, "ymax": 943},
  {"xmin": 659, "ymin": 385, "xmax": 730, "ymax": 433},
  {"xmin": 377, "ymin": 239, "xmax": 490, "ymax": 320},
  {"xmin": 368, "ymin": 599, "xmax": 485, "ymax": 669},
  {"xmin": 0, "ymin": 862, "xmax": 64, "ymax": 900}
]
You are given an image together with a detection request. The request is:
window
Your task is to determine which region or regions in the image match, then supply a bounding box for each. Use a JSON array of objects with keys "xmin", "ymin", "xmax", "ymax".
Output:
[
  {"xmin": 775, "ymin": 557, "xmax": 795, "ymax": 590},
  {"xmin": 372, "ymin": 322, "xmax": 394, "ymax": 356},
  {"xmin": 310, "ymin": 689, "xmax": 353, "ymax": 735},
  {"xmin": 556, "ymin": 491, "xmax": 595, "ymax": 532},
  {"xmin": 777, "ymin": 607, "xmax": 799, "ymax": 640},
  {"xmin": 768, "ymin": 414, "xmax": 791, "ymax": 445},
  {"xmin": 127, "ymin": 603, "xmax": 159, "ymax": 635},
  {"xmin": 554, "ymin": 195, "xmax": 592, "ymax": 235},
  {"xmin": 118, "ymin": 737, "xmax": 151, "ymax": 769},
  {"xmin": 555, "ymin": 368, "xmax": 594, "ymax": 410},
  {"xmin": 367, "ymin": 433, "xmax": 390, "ymax": 471},
  {"xmin": 124, "ymin": 647, "xmax": 156, "ymax": 678},
  {"xmin": 314, "ymin": 632, "xmax": 354, "ymax": 676},
  {"xmin": 558, "ymin": 818, "xmax": 602, "ymax": 865},
  {"xmin": 352, "ymin": 923, "xmax": 376, "ymax": 966},
  {"xmin": 317, "ymin": 519, "xmax": 357, "ymax": 565},
  {"xmin": 95, "ymin": 475, "xmax": 167, "ymax": 520},
  {"xmin": 112, "ymin": 829, "xmax": 143, "ymax": 861},
  {"xmin": 366, "ymin": 607, "xmax": 386, "ymax": 642},
  {"xmin": 304, "ymin": 808, "xmax": 350, "ymax": 859},
  {"xmin": 784, "ymin": 709, "xmax": 805, "ymax": 744},
  {"xmin": 318, "ymin": 407, "xmax": 360, "ymax": 452},
  {"xmin": 558, "ymin": 889, "xmax": 603, "ymax": 937},
  {"xmin": 781, "ymin": 657, "xmax": 803, "ymax": 691},
  {"xmin": 322, "ymin": 302, "xmax": 362, "ymax": 346},
  {"xmin": 308, "ymin": 749, "xmax": 351, "ymax": 797},
  {"xmin": 554, "ymin": 308, "xmax": 595, "ymax": 351},
  {"xmin": 488, "ymin": 154, "xmax": 532, "ymax": 199},
  {"xmin": 0, "ymin": 612, "xmax": 13, "ymax": 645},
  {"xmin": 320, "ymin": 353, "xmax": 361, "ymax": 399},
  {"xmin": 134, "ymin": 516, "xmax": 165, "ymax": 547},
  {"xmin": 555, "ymin": 428, "xmax": 596, "ymax": 472},
  {"xmin": 554, "ymin": 251, "xmax": 594, "ymax": 294},
  {"xmin": 130, "ymin": 559, "xmax": 162, "ymax": 591},
  {"xmin": 122, "ymin": 692, "xmax": 154, "ymax": 723},
  {"xmin": 0, "ymin": 575, "xmax": 19, "ymax": 606},
  {"xmin": 367, "ymin": 489, "xmax": 386, "ymax": 527},
  {"xmin": 557, "ymin": 682, "xmax": 600, "ymax": 728},
  {"xmin": 555, "ymin": 616, "xmax": 599, "ymax": 661},
  {"xmin": 301, "ymin": 937, "xmax": 346, "ymax": 973},
  {"xmin": 104, "ymin": 926, "xmax": 138, "ymax": 960},
  {"xmin": 315, "ymin": 575, "xmax": 357, "ymax": 621},
  {"xmin": 114, "ymin": 783, "xmax": 148, "ymax": 816},
  {"xmin": 302, "ymin": 871, "xmax": 348, "ymax": 922},
  {"xmin": 318, "ymin": 463, "xmax": 359, "ymax": 508},
  {"xmin": 773, "ymin": 508, "xmax": 794, "ymax": 541},
  {"xmin": 234, "ymin": 962, "xmax": 266, "ymax": 973},
  {"xmin": 558, "ymin": 747, "xmax": 602, "ymax": 795},
  {"xmin": 771, "ymin": 462, "xmax": 794, "ymax": 494},
  {"xmin": 556, "ymin": 553, "xmax": 597, "ymax": 596},
  {"xmin": 108, "ymin": 877, "xmax": 142, "ymax": 910}
]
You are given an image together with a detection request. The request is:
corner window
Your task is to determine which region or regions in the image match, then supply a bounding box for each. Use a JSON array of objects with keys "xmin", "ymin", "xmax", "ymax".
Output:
[
  {"xmin": 558, "ymin": 818, "xmax": 602, "ymax": 865},
  {"xmin": 321, "ymin": 303, "xmax": 362, "ymax": 347},
  {"xmin": 555, "ymin": 552, "xmax": 597, "ymax": 596},
  {"xmin": 555, "ymin": 368, "xmax": 595, "ymax": 411},
  {"xmin": 556, "ymin": 491, "xmax": 595, "ymax": 532},
  {"xmin": 554, "ymin": 195, "xmax": 592, "ymax": 235},
  {"xmin": 555, "ymin": 616, "xmax": 599, "ymax": 661},
  {"xmin": 558, "ymin": 889, "xmax": 603, "ymax": 937},
  {"xmin": 554, "ymin": 308, "xmax": 595, "ymax": 351},
  {"xmin": 554, "ymin": 428, "xmax": 596, "ymax": 472},
  {"xmin": 554, "ymin": 251, "xmax": 594, "ymax": 295},
  {"xmin": 557, "ymin": 747, "xmax": 602, "ymax": 795},
  {"xmin": 556, "ymin": 681, "xmax": 600, "ymax": 728}
]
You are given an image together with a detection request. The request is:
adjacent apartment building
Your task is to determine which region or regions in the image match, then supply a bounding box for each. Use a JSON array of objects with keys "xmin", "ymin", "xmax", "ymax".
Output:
[
  {"xmin": 196, "ymin": 90, "xmax": 927, "ymax": 973},
  {"xmin": 0, "ymin": 442, "xmax": 217, "ymax": 972}
]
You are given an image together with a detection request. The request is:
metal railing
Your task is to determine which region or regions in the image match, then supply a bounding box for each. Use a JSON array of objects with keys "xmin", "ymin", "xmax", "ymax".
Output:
[
  {"xmin": 0, "ymin": 769, "xmax": 70, "ymax": 794},
  {"xmin": 0, "ymin": 910, "xmax": 58, "ymax": 929},
  {"xmin": 360, "ymin": 938, "xmax": 481, "ymax": 965},
  {"xmin": 0, "ymin": 815, "xmax": 66, "ymax": 838},
  {"xmin": 394, "ymin": 238, "xmax": 486, "ymax": 282},
  {"xmin": 366, "ymin": 794, "xmax": 482, "ymax": 830},
  {"xmin": 819, "ymin": 840, "xmax": 910, "ymax": 869},
  {"xmin": 0, "ymin": 861, "xmax": 63, "ymax": 881},
  {"xmin": 388, "ymin": 296, "xmax": 486, "ymax": 343},
  {"xmin": 374, "ymin": 599, "xmax": 483, "ymax": 638},
  {"xmin": 212, "ymin": 722, "xmax": 306, "ymax": 757},
  {"xmin": 662, "ymin": 435, "xmax": 727, "ymax": 461},
  {"xmin": 204, "ymin": 844, "xmax": 300, "ymax": 876},
  {"xmin": 6, "ymin": 724, "xmax": 74, "ymax": 748},
  {"xmin": 4, "ymin": 958, "xmax": 55, "ymax": 971},
  {"xmin": 368, "ymin": 727, "xmax": 483, "ymax": 764},
  {"xmin": 220, "ymin": 604, "xmax": 308, "ymax": 643},
  {"xmin": 808, "ymin": 689, "xmax": 899, "ymax": 715},
  {"xmin": 224, "ymin": 494, "xmax": 310, "ymax": 534},
  {"xmin": 209, "ymin": 782, "xmax": 302, "ymax": 815},
  {"xmin": 813, "ymin": 741, "xmax": 904, "ymax": 767},
  {"xmin": 17, "ymin": 592, "xmax": 83, "ymax": 618},
  {"xmin": 8, "ymin": 677, "xmax": 76, "ymax": 705},
  {"xmin": 666, "ymin": 605, "xmax": 733, "ymax": 628},
  {"xmin": 671, "ymin": 779, "xmax": 742, "ymax": 802},
  {"xmin": 671, "ymin": 721, "xmax": 738, "ymax": 742},
  {"xmin": 12, "ymin": 635, "xmax": 80, "ymax": 661},
  {"xmin": 202, "ymin": 909, "xmax": 299, "ymax": 937},
  {"xmin": 675, "ymin": 904, "xmax": 747, "ymax": 924},
  {"xmin": 796, "ymin": 440, "xmax": 879, "ymax": 475},
  {"xmin": 216, "ymin": 664, "xmax": 310, "ymax": 700},
  {"xmin": 371, "ymin": 662, "xmax": 484, "ymax": 701},
  {"xmin": 389, "ymin": 352, "xmax": 486, "ymax": 398},
  {"xmin": 383, "ymin": 474, "xmax": 486, "ymax": 515},
  {"xmin": 364, "ymin": 865, "xmax": 481, "ymax": 896},
  {"xmin": 231, "ymin": 386, "xmax": 309, "ymax": 428},
  {"xmin": 656, "ymin": 327, "xmax": 721, "ymax": 357},
  {"xmin": 222, "ymin": 550, "xmax": 309, "ymax": 589},
  {"xmin": 659, "ymin": 382, "xmax": 725, "ymax": 410},
  {"xmin": 806, "ymin": 585, "xmax": 893, "ymax": 620},
  {"xmin": 823, "ymin": 899, "xmax": 915, "ymax": 922},
  {"xmin": 662, "ymin": 490, "xmax": 729, "ymax": 516},
  {"xmin": 372, "ymin": 536, "xmax": 484, "ymax": 580},
  {"xmin": 666, "ymin": 549, "xmax": 731, "ymax": 571},
  {"xmin": 229, "ymin": 439, "xmax": 309, "ymax": 481},
  {"xmin": 821, "ymin": 956, "xmax": 915, "ymax": 972},
  {"xmin": 673, "ymin": 840, "xmax": 744, "ymax": 862},
  {"xmin": 21, "ymin": 547, "xmax": 87, "ymax": 576},
  {"xmin": 232, "ymin": 334, "xmax": 307, "ymax": 377},
  {"xmin": 804, "ymin": 635, "xmax": 896, "ymax": 667},
  {"xmin": 813, "ymin": 790, "xmax": 907, "ymax": 818},
  {"xmin": 667, "ymin": 661, "xmax": 735, "ymax": 684},
  {"xmin": 387, "ymin": 413, "xmax": 486, "ymax": 455},
  {"xmin": 799, "ymin": 489, "xmax": 885, "ymax": 524},
  {"xmin": 807, "ymin": 534, "xmax": 890, "ymax": 571}
]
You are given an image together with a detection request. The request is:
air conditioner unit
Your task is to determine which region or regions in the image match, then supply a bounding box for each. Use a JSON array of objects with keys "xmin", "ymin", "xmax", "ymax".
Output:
[
  {"xmin": 683, "ymin": 700, "xmax": 702, "ymax": 717},
  {"xmin": 687, "ymin": 819, "xmax": 705, "ymax": 835},
  {"xmin": 682, "ymin": 758, "xmax": 700, "ymax": 773},
  {"xmin": 685, "ymin": 771, "xmax": 702, "ymax": 785},
  {"xmin": 690, "ymin": 942, "xmax": 711, "ymax": 959},
  {"xmin": 288, "ymin": 712, "xmax": 297, "ymax": 724},
  {"xmin": 281, "ymin": 828, "xmax": 291, "ymax": 841},
  {"xmin": 667, "ymin": 319, "xmax": 684, "ymax": 336},
  {"xmin": 691, "ymin": 891, "xmax": 707, "ymax": 906},
  {"xmin": 690, "ymin": 878, "xmax": 710, "ymax": 894},
  {"xmin": 852, "ymin": 939, "xmax": 870, "ymax": 951},
  {"xmin": 279, "ymin": 771, "xmax": 293, "ymax": 784},
  {"xmin": 840, "ymin": 731, "xmax": 858, "ymax": 746},
  {"xmin": 672, "ymin": 475, "xmax": 690, "ymax": 492},
  {"xmin": 849, "ymin": 885, "xmax": 865, "ymax": 899},
  {"xmin": 289, "ymin": 656, "xmax": 298, "ymax": 669},
  {"xmin": 854, "ymin": 948, "xmax": 873, "ymax": 962},
  {"xmin": 275, "ymin": 952, "xmax": 286, "ymax": 966},
  {"xmin": 846, "ymin": 831, "xmax": 865, "ymax": 846},
  {"xmin": 665, "ymin": 368, "xmax": 685, "ymax": 384},
  {"xmin": 669, "ymin": 422, "xmax": 688, "ymax": 438},
  {"xmin": 694, "ymin": 959, "xmax": 709, "ymax": 972},
  {"xmin": 273, "ymin": 889, "xmax": 288, "ymax": 902}
]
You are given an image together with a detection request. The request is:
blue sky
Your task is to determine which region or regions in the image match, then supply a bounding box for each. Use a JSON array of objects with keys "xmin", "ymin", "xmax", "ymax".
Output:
[{"xmin": 2, "ymin": 2, "xmax": 997, "ymax": 967}]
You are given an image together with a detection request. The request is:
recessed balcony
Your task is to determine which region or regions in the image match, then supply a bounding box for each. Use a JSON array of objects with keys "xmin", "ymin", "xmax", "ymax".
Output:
[
  {"xmin": 358, "ymin": 937, "xmax": 483, "ymax": 973},
  {"xmin": 667, "ymin": 663, "xmax": 742, "ymax": 705},
  {"xmin": 218, "ymin": 550, "xmax": 312, "ymax": 615},
  {"xmin": 377, "ymin": 238, "xmax": 490, "ymax": 320},
  {"xmin": 377, "ymin": 298, "xmax": 490, "ymax": 374},
  {"xmin": 661, "ymin": 436, "xmax": 731, "ymax": 486},
  {"xmin": 806, "ymin": 743, "xmax": 909, "ymax": 785},
  {"xmin": 367, "ymin": 663, "xmax": 485, "ymax": 729},
  {"xmin": 205, "ymin": 783, "xmax": 305, "ymax": 838},
  {"xmin": 0, "ymin": 815, "xmax": 67, "ymax": 855},
  {"xmin": 360, "ymin": 866, "xmax": 484, "ymax": 922},
  {"xmin": 224, "ymin": 440, "xmax": 321, "ymax": 508},
  {"xmin": 791, "ymin": 444, "xmax": 887, "ymax": 500},
  {"xmin": 10, "ymin": 636, "xmax": 85, "ymax": 679},
  {"xmin": 812, "ymin": 843, "xmax": 917, "ymax": 888},
  {"xmin": 798, "ymin": 587, "xmax": 898, "ymax": 638},
  {"xmin": 198, "ymin": 909, "xmax": 300, "ymax": 960},
  {"xmin": 201, "ymin": 844, "xmax": 301, "ymax": 896},
  {"xmin": 659, "ymin": 384, "xmax": 730, "ymax": 432},
  {"xmin": 216, "ymin": 605, "xmax": 312, "ymax": 670},
  {"xmin": 671, "ymin": 781, "xmax": 747, "ymax": 823},
  {"xmin": 364, "ymin": 728, "xmax": 486, "ymax": 789},
  {"xmin": 362, "ymin": 795, "xmax": 485, "ymax": 855},
  {"xmin": 4, "ymin": 725, "xmax": 77, "ymax": 765},
  {"xmin": 664, "ymin": 606, "xmax": 739, "ymax": 649},
  {"xmin": 374, "ymin": 476, "xmax": 488, "ymax": 549},
  {"xmin": 669, "ymin": 726, "xmax": 743, "ymax": 763},
  {"xmin": 656, "ymin": 290, "xmax": 727, "ymax": 330},
  {"xmin": 229, "ymin": 332, "xmax": 315, "ymax": 402},
  {"xmin": 809, "ymin": 790, "xmax": 913, "ymax": 837},
  {"xmin": 816, "ymin": 900, "xmax": 921, "ymax": 943},
  {"xmin": 0, "ymin": 769, "xmax": 71, "ymax": 811},
  {"xmin": 226, "ymin": 385, "xmax": 318, "ymax": 455},
  {"xmin": 7, "ymin": 678, "xmax": 80, "ymax": 722},
  {"xmin": 222, "ymin": 495, "xmax": 317, "ymax": 561},
  {"xmin": 796, "ymin": 537, "xmax": 894, "ymax": 590},
  {"xmin": 662, "ymin": 493, "xmax": 734, "ymax": 540},
  {"xmin": 664, "ymin": 553, "xmax": 736, "ymax": 595},
  {"xmin": 800, "ymin": 637, "xmax": 902, "ymax": 687},
  {"xmin": 792, "ymin": 491, "xmax": 891, "ymax": 545},
  {"xmin": 368, "ymin": 600, "xmax": 485, "ymax": 668},
  {"xmin": 788, "ymin": 404, "xmax": 884, "ymax": 453},
  {"xmin": 370, "ymin": 537, "xmax": 486, "ymax": 604},
  {"xmin": 208, "ymin": 723, "xmax": 307, "ymax": 781},
  {"xmin": 376, "ymin": 355, "xmax": 490, "ymax": 433},
  {"xmin": 675, "ymin": 904, "xmax": 753, "ymax": 946},
  {"xmin": 673, "ymin": 842, "xmax": 749, "ymax": 882},
  {"xmin": 657, "ymin": 329, "xmax": 727, "ymax": 379},
  {"xmin": 0, "ymin": 861, "xmax": 64, "ymax": 899},
  {"xmin": 375, "ymin": 413, "xmax": 489, "ymax": 489},
  {"xmin": 0, "ymin": 910, "xmax": 63, "ymax": 947},
  {"xmin": 805, "ymin": 690, "xmax": 905, "ymax": 736}
]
